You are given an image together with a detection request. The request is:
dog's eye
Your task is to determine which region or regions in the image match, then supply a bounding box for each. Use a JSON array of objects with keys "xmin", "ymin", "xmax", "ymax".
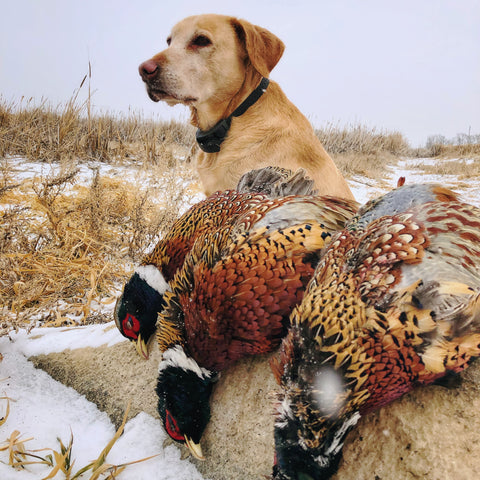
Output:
[
  {"xmin": 166, "ymin": 36, "xmax": 171, "ymax": 46},
  {"xmin": 191, "ymin": 35, "xmax": 211, "ymax": 47}
]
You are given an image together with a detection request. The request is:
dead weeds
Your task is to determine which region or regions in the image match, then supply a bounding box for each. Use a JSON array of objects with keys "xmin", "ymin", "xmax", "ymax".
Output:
[
  {"xmin": 0, "ymin": 401, "xmax": 158, "ymax": 479},
  {"xmin": 407, "ymin": 157, "xmax": 480, "ymax": 179},
  {"xmin": 1, "ymin": 153, "xmax": 196, "ymax": 332},
  {"xmin": 316, "ymin": 122, "xmax": 407, "ymax": 179}
]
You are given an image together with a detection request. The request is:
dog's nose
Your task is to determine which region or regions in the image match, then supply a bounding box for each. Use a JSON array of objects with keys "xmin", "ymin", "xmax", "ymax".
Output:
[{"xmin": 139, "ymin": 60, "xmax": 159, "ymax": 81}]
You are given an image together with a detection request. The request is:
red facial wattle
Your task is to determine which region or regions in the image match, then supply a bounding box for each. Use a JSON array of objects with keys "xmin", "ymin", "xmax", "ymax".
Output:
[
  {"xmin": 165, "ymin": 409, "xmax": 185, "ymax": 442},
  {"xmin": 122, "ymin": 313, "xmax": 140, "ymax": 339}
]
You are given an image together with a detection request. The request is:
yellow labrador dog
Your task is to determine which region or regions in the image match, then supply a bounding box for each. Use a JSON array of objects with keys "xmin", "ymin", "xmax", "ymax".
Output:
[{"xmin": 139, "ymin": 14, "xmax": 354, "ymax": 200}]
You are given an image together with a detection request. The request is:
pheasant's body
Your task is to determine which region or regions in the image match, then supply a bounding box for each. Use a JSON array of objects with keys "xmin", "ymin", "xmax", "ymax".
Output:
[
  {"xmin": 144, "ymin": 166, "xmax": 318, "ymax": 280},
  {"xmin": 115, "ymin": 167, "xmax": 320, "ymax": 354},
  {"xmin": 272, "ymin": 184, "xmax": 480, "ymax": 479},
  {"xmin": 154, "ymin": 170, "xmax": 357, "ymax": 456},
  {"xmin": 141, "ymin": 190, "xmax": 268, "ymax": 281},
  {"xmin": 159, "ymin": 195, "xmax": 358, "ymax": 370}
]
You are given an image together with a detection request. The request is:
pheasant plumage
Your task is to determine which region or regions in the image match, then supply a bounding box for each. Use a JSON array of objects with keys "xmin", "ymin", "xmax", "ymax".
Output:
[
  {"xmin": 272, "ymin": 184, "xmax": 480, "ymax": 480},
  {"xmin": 159, "ymin": 195, "xmax": 357, "ymax": 369},
  {"xmin": 155, "ymin": 193, "xmax": 358, "ymax": 457},
  {"xmin": 114, "ymin": 167, "xmax": 318, "ymax": 357}
]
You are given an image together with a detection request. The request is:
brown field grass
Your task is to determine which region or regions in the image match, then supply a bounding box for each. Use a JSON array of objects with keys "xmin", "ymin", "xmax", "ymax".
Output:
[
  {"xmin": 0, "ymin": 92, "xmax": 199, "ymax": 331},
  {"xmin": 1, "ymin": 93, "xmax": 478, "ymax": 333},
  {"xmin": 411, "ymin": 141, "xmax": 480, "ymax": 159},
  {"xmin": 0, "ymin": 157, "xmax": 198, "ymax": 332},
  {"xmin": 0, "ymin": 93, "xmax": 195, "ymax": 164},
  {"xmin": 428, "ymin": 143, "xmax": 480, "ymax": 159},
  {"xmin": 315, "ymin": 123, "xmax": 409, "ymax": 178},
  {"xmin": 407, "ymin": 157, "xmax": 480, "ymax": 179}
]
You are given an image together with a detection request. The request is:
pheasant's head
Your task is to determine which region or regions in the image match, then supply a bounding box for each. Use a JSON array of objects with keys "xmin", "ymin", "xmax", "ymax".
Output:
[
  {"xmin": 114, "ymin": 265, "xmax": 169, "ymax": 359},
  {"xmin": 270, "ymin": 316, "xmax": 363, "ymax": 480},
  {"xmin": 156, "ymin": 345, "xmax": 216, "ymax": 460},
  {"xmin": 272, "ymin": 383, "xmax": 361, "ymax": 480}
]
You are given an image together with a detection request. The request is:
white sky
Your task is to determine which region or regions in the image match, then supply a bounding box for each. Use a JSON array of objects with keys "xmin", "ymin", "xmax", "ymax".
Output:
[{"xmin": 1, "ymin": 0, "xmax": 479, "ymax": 147}]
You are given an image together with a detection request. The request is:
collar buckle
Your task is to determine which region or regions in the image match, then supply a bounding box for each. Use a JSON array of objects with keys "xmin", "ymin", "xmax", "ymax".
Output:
[{"xmin": 195, "ymin": 118, "xmax": 232, "ymax": 153}]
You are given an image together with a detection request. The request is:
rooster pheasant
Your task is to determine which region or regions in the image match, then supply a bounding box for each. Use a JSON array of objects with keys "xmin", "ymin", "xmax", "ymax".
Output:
[
  {"xmin": 114, "ymin": 167, "xmax": 317, "ymax": 358},
  {"xmin": 271, "ymin": 183, "xmax": 480, "ymax": 480},
  {"xmin": 155, "ymin": 192, "xmax": 357, "ymax": 459}
]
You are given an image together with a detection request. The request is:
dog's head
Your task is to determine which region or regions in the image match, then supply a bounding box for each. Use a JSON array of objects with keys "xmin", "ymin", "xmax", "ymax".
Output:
[{"xmin": 138, "ymin": 14, "xmax": 285, "ymax": 114}]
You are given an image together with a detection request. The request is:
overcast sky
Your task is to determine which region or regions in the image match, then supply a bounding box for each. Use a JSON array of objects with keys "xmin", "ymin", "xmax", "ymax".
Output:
[{"xmin": 1, "ymin": 0, "xmax": 479, "ymax": 147}]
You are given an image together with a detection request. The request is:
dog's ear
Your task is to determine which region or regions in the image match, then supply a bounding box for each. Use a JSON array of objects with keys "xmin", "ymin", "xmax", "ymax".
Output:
[{"xmin": 231, "ymin": 18, "xmax": 285, "ymax": 77}]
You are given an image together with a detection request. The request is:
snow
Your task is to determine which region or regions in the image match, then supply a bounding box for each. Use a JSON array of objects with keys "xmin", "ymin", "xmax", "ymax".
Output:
[
  {"xmin": 1, "ymin": 154, "xmax": 479, "ymax": 479},
  {"xmin": 0, "ymin": 326, "xmax": 205, "ymax": 480},
  {"xmin": 349, "ymin": 157, "xmax": 480, "ymax": 207}
]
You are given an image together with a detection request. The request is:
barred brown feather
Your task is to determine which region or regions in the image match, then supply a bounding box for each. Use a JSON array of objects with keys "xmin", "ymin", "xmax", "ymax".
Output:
[{"xmin": 273, "ymin": 184, "xmax": 480, "ymax": 480}]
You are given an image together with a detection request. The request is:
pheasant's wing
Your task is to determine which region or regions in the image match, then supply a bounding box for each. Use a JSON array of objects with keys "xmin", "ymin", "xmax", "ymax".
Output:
[
  {"xmin": 141, "ymin": 190, "xmax": 267, "ymax": 278},
  {"xmin": 390, "ymin": 279, "xmax": 480, "ymax": 377},
  {"xmin": 183, "ymin": 221, "xmax": 336, "ymax": 370},
  {"xmin": 349, "ymin": 183, "xmax": 459, "ymax": 230},
  {"xmin": 230, "ymin": 195, "xmax": 358, "ymax": 241}
]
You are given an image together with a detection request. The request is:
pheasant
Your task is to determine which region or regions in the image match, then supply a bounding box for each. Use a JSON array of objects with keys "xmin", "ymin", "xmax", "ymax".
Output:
[
  {"xmin": 155, "ymin": 193, "xmax": 357, "ymax": 459},
  {"xmin": 271, "ymin": 183, "xmax": 480, "ymax": 480},
  {"xmin": 114, "ymin": 167, "xmax": 319, "ymax": 358}
]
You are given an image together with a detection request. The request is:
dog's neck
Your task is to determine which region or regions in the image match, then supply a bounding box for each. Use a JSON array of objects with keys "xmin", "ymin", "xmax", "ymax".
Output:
[
  {"xmin": 191, "ymin": 70, "xmax": 264, "ymax": 129},
  {"xmin": 191, "ymin": 76, "xmax": 270, "ymax": 153}
]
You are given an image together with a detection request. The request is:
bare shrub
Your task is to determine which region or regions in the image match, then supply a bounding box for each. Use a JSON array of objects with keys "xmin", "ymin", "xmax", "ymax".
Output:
[
  {"xmin": 409, "ymin": 157, "xmax": 480, "ymax": 178},
  {"xmin": 413, "ymin": 132, "xmax": 480, "ymax": 158},
  {"xmin": 316, "ymin": 122, "xmax": 409, "ymax": 156}
]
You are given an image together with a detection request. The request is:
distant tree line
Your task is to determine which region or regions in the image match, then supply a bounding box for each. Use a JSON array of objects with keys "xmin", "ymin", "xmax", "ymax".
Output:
[{"xmin": 426, "ymin": 130, "xmax": 480, "ymax": 148}]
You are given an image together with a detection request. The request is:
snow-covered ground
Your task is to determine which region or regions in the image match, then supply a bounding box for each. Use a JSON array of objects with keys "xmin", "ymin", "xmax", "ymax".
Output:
[
  {"xmin": 1, "ymin": 155, "xmax": 479, "ymax": 479},
  {"xmin": 351, "ymin": 157, "xmax": 480, "ymax": 207},
  {"xmin": 0, "ymin": 324, "xmax": 204, "ymax": 480}
]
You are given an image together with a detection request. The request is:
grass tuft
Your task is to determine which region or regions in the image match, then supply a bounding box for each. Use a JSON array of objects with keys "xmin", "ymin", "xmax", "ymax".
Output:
[
  {"xmin": 0, "ymin": 155, "xmax": 197, "ymax": 331},
  {"xmin": 0, "ymin": 402, "xmax": 159, "ymax": 479}
]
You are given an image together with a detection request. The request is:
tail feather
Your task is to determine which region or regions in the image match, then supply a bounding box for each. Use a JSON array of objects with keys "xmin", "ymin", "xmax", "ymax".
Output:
[{"xmin": 236, "ymin": 167, "xmax": 317, "ymax": 197}]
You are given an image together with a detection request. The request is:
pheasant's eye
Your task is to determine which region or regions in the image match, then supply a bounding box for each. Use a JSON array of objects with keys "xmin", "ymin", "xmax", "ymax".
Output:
[
  {"xmin": 122, "ymin": 313, "xmax": 139, "ymax": 339},
  {"xmin": 165, "ymin": 409, "xmax": 185, "ymax": 442},
  {"xmin": 191, "ymin": 34, "xmax": 211, "ymax": 48}
]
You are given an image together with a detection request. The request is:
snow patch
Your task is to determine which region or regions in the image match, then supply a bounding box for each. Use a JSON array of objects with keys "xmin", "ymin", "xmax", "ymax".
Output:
[{"xmin": 0, "ymin": 328, "xmax": 205, "ymax": 480}]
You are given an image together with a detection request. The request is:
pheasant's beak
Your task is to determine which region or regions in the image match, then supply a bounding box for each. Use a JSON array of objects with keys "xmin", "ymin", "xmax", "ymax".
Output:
[
  {"xmin": 135, "ymin": 334, "xmax": 149, "ymax": 360},
  {"xmin": 185, "ymin": 436, "xmax": 205, "ymax": 461}
]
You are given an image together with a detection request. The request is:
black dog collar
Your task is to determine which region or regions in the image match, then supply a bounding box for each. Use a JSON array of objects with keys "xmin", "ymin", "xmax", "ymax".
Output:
[{"xmin": 196, "ymin": 77, "xmax": 270, "ymax": 153}]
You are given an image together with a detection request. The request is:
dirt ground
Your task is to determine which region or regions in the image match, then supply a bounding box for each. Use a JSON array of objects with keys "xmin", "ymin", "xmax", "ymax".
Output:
[{"xmin": 31, "ymin": 340, "xmax": 480, "ymax": 480}]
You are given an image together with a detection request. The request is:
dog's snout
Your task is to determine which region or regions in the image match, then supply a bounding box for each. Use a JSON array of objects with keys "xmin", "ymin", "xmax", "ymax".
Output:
[{"xmin": 139, "ymin": 60, "xmax": 159, "ymax": 81}]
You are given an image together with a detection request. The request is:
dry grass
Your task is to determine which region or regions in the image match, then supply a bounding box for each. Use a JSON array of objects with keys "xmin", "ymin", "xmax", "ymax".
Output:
[
  {"xmin": 426, "ymin": 143, "xmax": 480, "ymax": 159},
  {"xmin": 0, "ymin": 160, "xmax": 197, "ymax": 331},
  {"xmin": 316, "ymin": 122, "xmax": 409, "ymax": 178},
  {"xmin": 0, "ymin": 88, "xmax": 195, "ymax": 165},
  {"xmin": 0, "ymin": 400, "xmax": 157, "ymax": 479},
  {"xmin": 0, "ymin": 75, "xmax": 201, "ymax": 332},
  {"xmin": 1, "ymin": 92, "xmax": 478, "ymax": 334},
  {"xmin": 407, "ymin": 157, "xmax": 480, "ymax": 179}
]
